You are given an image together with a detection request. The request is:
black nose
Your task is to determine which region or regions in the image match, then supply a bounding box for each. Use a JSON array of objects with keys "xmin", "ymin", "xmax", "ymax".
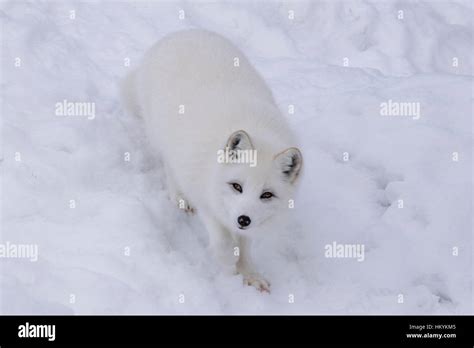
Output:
[{"xmin": 238, "ymin": 215, "xmax": 251, "ymax": 228}]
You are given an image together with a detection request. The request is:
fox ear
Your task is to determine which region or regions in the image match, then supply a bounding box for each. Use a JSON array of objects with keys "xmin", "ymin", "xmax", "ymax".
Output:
[
  {"xmin": 225, "ymin": 130, "xmax": 253, "ymax": 151},
  {"xmin": 274, "ymin": 147, "xmax": 303, "ymax": 183}
]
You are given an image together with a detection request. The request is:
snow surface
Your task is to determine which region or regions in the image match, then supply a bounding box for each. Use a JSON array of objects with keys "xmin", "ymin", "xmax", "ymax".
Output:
[{"xmin": 1, "ymin": 0, "xmax": 472, "ymax": 314}]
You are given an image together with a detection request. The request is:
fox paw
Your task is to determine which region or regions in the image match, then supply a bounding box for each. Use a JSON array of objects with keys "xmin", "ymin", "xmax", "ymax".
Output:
[{"xmin": 242, "ymin": 273, "xmax": 271, "ymax": 293}]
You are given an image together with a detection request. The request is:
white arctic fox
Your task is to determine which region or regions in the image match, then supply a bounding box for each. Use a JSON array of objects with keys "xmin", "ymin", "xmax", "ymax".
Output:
[{"xmin": 122, "ymin": 30, "xmax": 302, "ymax": 292}]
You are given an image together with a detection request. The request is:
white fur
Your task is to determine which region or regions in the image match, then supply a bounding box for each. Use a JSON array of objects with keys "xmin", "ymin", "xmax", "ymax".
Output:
[{"xmin": 122, "ymin": 30, "xmax": 302, "ymax": 292}]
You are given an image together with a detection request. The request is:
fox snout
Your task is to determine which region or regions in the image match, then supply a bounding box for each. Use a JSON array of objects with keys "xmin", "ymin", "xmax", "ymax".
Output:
[{"xmin": 237, "ymin": 215, "xmax": 251, "ymax": 229}]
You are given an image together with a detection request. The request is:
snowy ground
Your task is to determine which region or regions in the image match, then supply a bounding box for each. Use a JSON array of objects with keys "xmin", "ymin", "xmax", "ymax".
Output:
[{"xmin": 1, "ymin": 0, "xmax": 472, "ymax": 314}]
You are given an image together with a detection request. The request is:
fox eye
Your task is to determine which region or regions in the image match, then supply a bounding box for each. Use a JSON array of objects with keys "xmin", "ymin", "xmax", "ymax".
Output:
[
  {"xmin": 260, "ymin": 192, "xmax": 274, "ymax": 200},
  {"xmin": 230, "ymin": 182, "xmax": 243, "ymax": 193}
]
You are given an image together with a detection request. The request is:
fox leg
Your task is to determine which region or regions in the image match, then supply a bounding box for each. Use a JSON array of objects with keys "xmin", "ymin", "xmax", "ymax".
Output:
[
  {"xmin": 164, "ymin": 163, "xmax": 194, "ymax": 214},
  {"xmin": 236, "ymin": 235, "xmax": 271, "ymax": 293},
  {"xmin": 201, "ymin": 214, "xmax": 239, "ymax": 274}
]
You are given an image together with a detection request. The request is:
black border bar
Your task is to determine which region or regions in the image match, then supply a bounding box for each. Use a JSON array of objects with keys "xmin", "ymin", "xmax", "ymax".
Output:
[{"xmin": 0, "ymin": 315, "xmax": 473, "ymax": 345}]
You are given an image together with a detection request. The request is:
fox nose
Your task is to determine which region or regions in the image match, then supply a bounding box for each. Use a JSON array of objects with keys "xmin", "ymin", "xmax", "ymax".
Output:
[{"xmin": 238, "ymin": 215, "xmax": 251, "ymax": 228}]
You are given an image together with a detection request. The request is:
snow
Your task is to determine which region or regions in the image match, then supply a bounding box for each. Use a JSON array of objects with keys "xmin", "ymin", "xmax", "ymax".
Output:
[{"xmin": 1, "ymin": 0, "xmax": 472, "ymax": 314}]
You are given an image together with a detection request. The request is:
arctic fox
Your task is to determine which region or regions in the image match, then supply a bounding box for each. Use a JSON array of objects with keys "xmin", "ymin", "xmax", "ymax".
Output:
[{"xmin": 122, "ymin": 30, "xmax": 302, "ymax": 292}]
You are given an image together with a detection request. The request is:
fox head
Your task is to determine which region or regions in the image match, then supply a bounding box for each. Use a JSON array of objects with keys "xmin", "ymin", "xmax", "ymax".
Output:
[{"xmin": 212, "ymin": 130, "xmax": 302, "ymax": 235}]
